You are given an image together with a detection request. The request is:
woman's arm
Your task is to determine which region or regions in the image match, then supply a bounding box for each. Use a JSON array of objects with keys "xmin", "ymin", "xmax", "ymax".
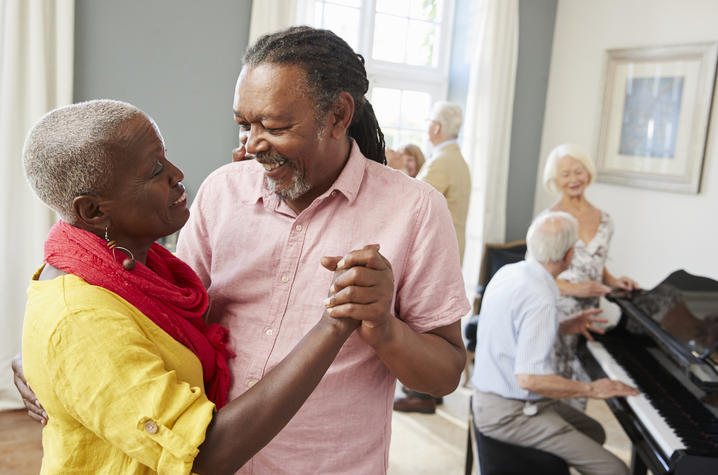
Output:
[
  {"xmin": 193, "ymin": 248, "xmax": 391, "ymax": 474},
  {"xmin": 556, "ymin": 278, "xmax": 610, "ymax": 298},
  {"xmin": 602, "ymin": 268, "xmax": 639, "ymax": 291}
]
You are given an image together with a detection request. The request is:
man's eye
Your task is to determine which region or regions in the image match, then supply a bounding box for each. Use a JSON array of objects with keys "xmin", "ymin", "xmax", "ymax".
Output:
[
  {"xmin": 238, "ymin": 122, "xmax": 250, "ymax": 131},
  {"xmin": 265, "ymin": 125, "xmax": 285, "ymax": 134}
]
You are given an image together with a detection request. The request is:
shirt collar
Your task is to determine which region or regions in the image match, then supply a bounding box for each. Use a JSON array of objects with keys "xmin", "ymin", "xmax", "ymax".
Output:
[
  {"xmin": 526, "ymin": 258, "xmax": 560, "ymax": 300},
  {"xmin": 325, "ymin": 139, "xmax": 365, "ymax": 205},
  {"xmin": 432, "ymin": 139, "xmax": 459, "ymax": 155}
]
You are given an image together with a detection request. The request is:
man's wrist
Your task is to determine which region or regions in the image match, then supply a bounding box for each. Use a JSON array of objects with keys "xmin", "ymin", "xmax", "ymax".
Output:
[
  {"xmin": 584, "ymin": 381, "xmax": 595, "ymax": 398},
  {"xmin": 367, "ymin": 312, "xmax": 399, "ymax": 351}
]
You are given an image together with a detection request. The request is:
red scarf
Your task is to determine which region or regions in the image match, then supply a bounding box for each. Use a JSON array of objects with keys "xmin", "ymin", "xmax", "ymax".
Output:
[{"xmin": 44, "ymin": 221, "xmax": 233, "ymax": 408}]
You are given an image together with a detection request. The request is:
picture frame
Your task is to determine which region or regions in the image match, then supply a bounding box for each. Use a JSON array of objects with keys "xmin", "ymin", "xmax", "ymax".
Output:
[{"xmin": 595, "ymin": 43, "xmax": 718, "ymax": 193}]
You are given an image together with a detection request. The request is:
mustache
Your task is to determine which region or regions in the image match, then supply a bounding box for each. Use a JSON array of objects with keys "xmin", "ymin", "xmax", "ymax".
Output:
[{"xmin": 251, "ymin": 151, "xmax": 289, "ymax": 165}]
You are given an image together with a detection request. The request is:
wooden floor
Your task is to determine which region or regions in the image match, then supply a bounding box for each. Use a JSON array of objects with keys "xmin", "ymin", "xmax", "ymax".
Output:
[
  {"xmin": 0, "ymin": 410, "xmax": 42, "ymax": 475},
  {"xmin": 0, "ymin": 394, "xmax": 634, "ymax": 475}
]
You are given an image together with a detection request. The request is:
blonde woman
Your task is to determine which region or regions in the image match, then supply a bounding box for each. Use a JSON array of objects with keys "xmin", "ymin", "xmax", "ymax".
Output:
[
  {"xmin": 386, "ymin": 143, "xmax": 426, "ymax": 178},
  {"xmin": 540, "ymin": 143, "xmax": 639, "ymax": 410}
]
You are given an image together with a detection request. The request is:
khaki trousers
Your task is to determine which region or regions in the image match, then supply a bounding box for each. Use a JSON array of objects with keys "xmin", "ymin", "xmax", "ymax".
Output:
[{"xmin": 473, "ymin": 391, "xmax": 629, "ymax": 475}]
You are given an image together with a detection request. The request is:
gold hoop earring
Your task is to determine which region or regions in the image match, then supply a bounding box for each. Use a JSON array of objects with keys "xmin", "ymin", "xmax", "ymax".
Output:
[{"xmin": 105, "ymin": 226, "xmax": 136, "ymax": 270}]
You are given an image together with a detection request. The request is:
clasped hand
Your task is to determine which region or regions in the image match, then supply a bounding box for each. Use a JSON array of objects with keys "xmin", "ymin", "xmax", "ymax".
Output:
[{"xmin": 321, "ymin": 244, "xmax": 394, "ymax": 348}]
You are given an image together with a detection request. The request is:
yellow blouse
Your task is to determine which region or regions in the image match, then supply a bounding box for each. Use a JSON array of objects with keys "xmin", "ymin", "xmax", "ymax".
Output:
[{"xmin": 22, "ymin": 268, "xmax": 215, "ymax": 474}]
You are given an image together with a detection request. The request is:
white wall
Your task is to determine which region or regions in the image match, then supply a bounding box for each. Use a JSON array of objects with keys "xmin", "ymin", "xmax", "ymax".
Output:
[{"xmin": 534, "ymin": 0, "xmax": 718, "ymax": 288}]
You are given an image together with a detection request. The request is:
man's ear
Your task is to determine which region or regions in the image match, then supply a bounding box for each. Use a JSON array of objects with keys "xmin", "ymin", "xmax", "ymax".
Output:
[
  {"xmin": 429, "ymin": 120, "xmax": 441, "ymax": 138},
  {"xmin": 563, "ymin": 247, "xmax": 575, "ymax": 266},
  {"xmin": 329, "ymin": 92, "xmax": 355, "ymax": 139},
  {"xmin": 72, "ymin": 195, "xmax": 108, "ymax": 232}
]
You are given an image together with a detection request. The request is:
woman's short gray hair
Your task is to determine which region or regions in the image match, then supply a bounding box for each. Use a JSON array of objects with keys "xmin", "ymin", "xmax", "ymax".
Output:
[
  {"xmin": 22, "ymin": 99, "xmax": 142, "ymax": 222},
  {"xmin": 542, "ymin": 143, "xmax": 596, "ymax": 193},
  {"xmin": 430, "ymin": 101, "xmax": 463, "ymax": 138},
  {"xmin": 526, "ymin": 211, "xmax": 578, "ymax": 263}
]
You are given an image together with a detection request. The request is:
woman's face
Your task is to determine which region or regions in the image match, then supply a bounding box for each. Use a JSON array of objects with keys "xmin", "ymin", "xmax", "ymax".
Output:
[
  {"xmin": 99, "ymin": 115, "xmax": 189, "ymax": 252},
  {"xmin": 403, "ymin": 153, "xmax": 419, "ymax": 177},
  {"xmin": 555, "ymin": 155, "xmax": 590, "ymax": 198}
]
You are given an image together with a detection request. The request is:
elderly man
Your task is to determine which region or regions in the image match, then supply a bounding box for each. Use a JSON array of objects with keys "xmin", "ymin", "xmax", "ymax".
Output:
[
  {"xmin": 393, "ymin": 101, "xmax": 471, "ymax": 413},
  {"xmin": 175, "ymin": 27, "xmax": 469, "ymax": 473},
  {"xmin": 418, "ymin": 101, "xmax": 471, "ymax": 260},
  {"xmin": 471, "ymin": 212, "xmax": 638, "ymax": 475}
]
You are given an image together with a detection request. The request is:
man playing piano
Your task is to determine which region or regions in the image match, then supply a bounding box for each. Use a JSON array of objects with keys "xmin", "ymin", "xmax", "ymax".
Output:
[{"xmin": 471, "ymin": 211, "xmax": 639, "ymax": 475}]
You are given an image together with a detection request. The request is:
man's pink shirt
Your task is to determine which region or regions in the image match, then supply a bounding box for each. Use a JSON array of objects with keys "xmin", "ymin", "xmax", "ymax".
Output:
[{"xmin": 177, "ymin": 143, "xmax": 470, "ymax": 474}]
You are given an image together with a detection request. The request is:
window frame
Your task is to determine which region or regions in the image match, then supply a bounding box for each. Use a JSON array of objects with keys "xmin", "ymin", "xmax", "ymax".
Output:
[{"xmin": 296, "ymin": 0, "xmax": 455, "ymax": 113}]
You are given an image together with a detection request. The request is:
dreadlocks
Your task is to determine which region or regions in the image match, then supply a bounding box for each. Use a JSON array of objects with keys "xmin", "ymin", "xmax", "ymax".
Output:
[{"xmin": 244, "ymin": 26, "xmax": 386, "ymax": 165}]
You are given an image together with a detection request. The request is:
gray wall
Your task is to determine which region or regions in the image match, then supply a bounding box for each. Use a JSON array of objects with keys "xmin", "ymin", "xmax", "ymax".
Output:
[
  {"xmin": 74, "ymin": 0, "xmax": 252, "ymax": 202},
  {"xmin": 505, "ymin": 0, "xmax": 557, "ymax": 241}
]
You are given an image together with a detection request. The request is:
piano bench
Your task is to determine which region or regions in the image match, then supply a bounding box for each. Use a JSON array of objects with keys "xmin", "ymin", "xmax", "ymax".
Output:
[{"xmin": 475, "ymin": 429, "xmax": 570, "ymax": 475}]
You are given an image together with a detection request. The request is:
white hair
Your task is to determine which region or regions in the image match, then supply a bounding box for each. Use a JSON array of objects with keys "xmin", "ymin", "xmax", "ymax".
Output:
[
  {"xmin": 526, "ymin": 211, "xmax": 578, "ymax": 263},
  {"xmin": 430, "ymin": 101, "xmax": 463, "ymax": 138},
  {"xmin": 542, "ymin": 143, "xmax": 596, "ymax": 193},
  {"xmin": 22, "ymin": 99, "xmax": 143, "ymax": 221}
]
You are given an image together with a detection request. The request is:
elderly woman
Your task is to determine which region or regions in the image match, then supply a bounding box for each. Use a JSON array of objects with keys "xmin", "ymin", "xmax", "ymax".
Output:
[
  {"xmin": 386, "ymin": 143, "xmax": 426, "ymax": 178},
  {"xmin": 19, "ymin": 100, "xmax": 378, "ymax": 474},
  {"xmin": 540, "ymin": 143, "xmax": 639, "ymax": 409}
]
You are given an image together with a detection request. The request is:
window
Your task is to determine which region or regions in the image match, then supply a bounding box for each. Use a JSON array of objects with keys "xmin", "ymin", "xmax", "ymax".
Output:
[{"xmin": 297, "ymin": 0, "xmax": 455, "ymax": 148}]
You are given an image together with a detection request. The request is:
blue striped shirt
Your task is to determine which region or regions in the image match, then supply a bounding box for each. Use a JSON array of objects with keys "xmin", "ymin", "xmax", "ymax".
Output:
[{"xmin": 470, "ymin": 258, "xmax": 560, "ymax": 401}]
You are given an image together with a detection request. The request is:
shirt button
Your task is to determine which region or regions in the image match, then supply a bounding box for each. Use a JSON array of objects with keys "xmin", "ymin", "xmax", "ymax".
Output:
[
  {"xmin": 295, "ymin": 224, "xmax": 302, "ymax": 231},
  {"xmin": 331, "ymin": 190, "xmax": 337, "ymax": 196},
  {"xmin": 144, "ymin": 420, "xmax": 158, "ymax": 434},
  {"xmin": 281, "ymin": 274, "xmax": 289, "ymax": 282},
  {"xmin": 265, "ymin": 328, "xmax": 273, "ymax": 336},
  {"xmin": 247, "ymin": 380, "xmax": 256, "ymax": 388}
]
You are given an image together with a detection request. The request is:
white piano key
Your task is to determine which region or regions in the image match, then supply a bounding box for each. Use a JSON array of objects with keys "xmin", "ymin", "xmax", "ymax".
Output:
[{"xmin": 586, "ymin": 341, "xmax": 686, "ymax": 458}]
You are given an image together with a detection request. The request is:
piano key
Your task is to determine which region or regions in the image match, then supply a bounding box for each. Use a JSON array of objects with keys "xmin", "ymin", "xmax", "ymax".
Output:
[{"xmin": 586, "ymin": 341, "xmax": 686, "ymax": 458}]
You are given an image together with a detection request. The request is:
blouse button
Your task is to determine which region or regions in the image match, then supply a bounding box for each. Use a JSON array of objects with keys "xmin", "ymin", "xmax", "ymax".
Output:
[{"xmin": 144, "ymin": 420, "xmax": 159, "ymax": 434}]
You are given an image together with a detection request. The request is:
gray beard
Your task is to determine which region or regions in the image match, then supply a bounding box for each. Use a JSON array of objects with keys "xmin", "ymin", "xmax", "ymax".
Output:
[{"xmin": 265, "ymin": 167, "xmax": 311, "ymax": 201}]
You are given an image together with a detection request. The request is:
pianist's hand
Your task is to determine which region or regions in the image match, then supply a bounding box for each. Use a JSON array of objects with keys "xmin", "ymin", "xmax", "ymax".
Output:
[
  {"xmin": 559, "ymin": 308, "xmax": 607, "ymax": 340},
  {"xmin": 588, "ymin": 378, "xmax": 639, "ymax": 399},
  {"xmin": 11, "ymin": 354, "xmax": 47, "ymax": 425}
]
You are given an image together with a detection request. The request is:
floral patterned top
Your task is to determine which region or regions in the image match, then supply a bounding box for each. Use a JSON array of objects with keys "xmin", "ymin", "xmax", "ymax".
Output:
[{"xmin": 555, "ymin": 210, "xmax": 614, "ymax": 321}]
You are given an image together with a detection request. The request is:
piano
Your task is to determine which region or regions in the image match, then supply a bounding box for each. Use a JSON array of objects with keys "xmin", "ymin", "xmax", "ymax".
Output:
[{"xmin": 577, "ymin": 270, "xmax": 718, "ymax": 475}]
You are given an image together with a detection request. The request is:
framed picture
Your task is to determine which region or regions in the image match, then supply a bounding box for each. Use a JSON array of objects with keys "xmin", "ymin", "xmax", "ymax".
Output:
[{"xmin": 595, "ymin": 43, "xmax": 718, "ymax": 193}]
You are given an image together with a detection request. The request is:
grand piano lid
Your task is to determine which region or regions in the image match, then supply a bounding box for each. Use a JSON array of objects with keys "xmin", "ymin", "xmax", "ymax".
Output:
[{"xmin": 610, "ymin": 269, "xmax": 718, "ymax": 389}]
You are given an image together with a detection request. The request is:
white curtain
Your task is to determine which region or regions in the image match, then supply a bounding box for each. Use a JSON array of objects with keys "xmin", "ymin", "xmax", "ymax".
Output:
[
  {"xmin": 461, "ymin": 0, "xmax": 519, "ymax": 296},
  {"xmin": 249, "ymin": 0, "xmax": 298, "ymax": 46},
  {"xmin": 0, "ymin": 0, "xmax": 74, "ymax": 410}
]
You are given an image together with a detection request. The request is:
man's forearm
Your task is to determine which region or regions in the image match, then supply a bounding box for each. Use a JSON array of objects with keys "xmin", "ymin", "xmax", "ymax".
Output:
[
  {"xmin": 516, "ymin": 373, "xmax": 592, "ymax": 399},
  {"xmin": 374, "ymin": 319, "xmax": 465, "ymax": 397}
]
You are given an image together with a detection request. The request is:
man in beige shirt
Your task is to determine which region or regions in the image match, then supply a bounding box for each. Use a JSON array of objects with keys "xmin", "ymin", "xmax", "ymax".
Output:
[
  {"xmin": 394, "ymin": 101, "xmax": 472, "ymax": 413},
  {"xmin": 417, "ymin": 102, "xmax": 471, "ymax": 261}
]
